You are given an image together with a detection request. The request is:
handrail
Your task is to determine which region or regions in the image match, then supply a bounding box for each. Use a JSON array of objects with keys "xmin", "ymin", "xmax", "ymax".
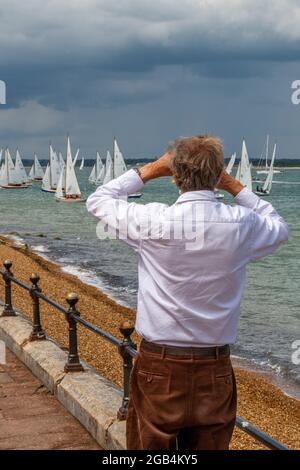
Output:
[{"xmin": 0, "ymin": 260, "xmax": 289, "ymax": 450}]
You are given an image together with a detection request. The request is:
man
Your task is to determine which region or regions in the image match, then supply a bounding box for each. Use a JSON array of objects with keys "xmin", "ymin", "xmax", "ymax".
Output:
[{"xmin": 86, "ymin": 135, "xmax": 288, "ymax": 450}]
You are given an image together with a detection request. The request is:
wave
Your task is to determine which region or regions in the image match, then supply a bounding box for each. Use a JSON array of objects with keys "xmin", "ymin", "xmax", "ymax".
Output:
[
  {"xmin": 61, "ymin": 264, "xmax": 131, "ymax": 307},
  {"xmin": 231, "ymin": 354, "xmax": 300, "ymax": 400},
  {"xmin": 32, "ymin": 244, "xmax": 50, "ymax": 254},
  {"xmin": 2, "ymin": 233, "xmax": 26, "ymax": 247}
]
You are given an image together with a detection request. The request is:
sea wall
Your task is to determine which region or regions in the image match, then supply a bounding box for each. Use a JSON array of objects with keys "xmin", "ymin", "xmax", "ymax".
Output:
[{"xmin": 0, "ymin": 308, "xmax": 127, "ymax": 450}]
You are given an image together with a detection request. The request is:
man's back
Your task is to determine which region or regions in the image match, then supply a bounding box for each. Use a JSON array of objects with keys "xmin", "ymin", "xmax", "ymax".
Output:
[
  {"xmin": 86, "ymin": 136, "xmax": 288, "ymax": 451},
  {"xmin": 137, "ymin": 192, "xmax": 251, "ymax": 346}
]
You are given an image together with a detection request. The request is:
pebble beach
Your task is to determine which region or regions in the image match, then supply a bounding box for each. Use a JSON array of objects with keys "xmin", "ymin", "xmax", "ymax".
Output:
[{"xmin": 0, "ymin": 235, "xmax": 299, "ymax": 450}]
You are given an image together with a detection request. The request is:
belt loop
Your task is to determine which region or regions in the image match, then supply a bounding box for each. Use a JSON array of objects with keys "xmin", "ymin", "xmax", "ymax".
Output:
[
  {"xmin": 215, "ymin": 346, "xmax": 219, "ymax": 360},
  {"xmin": 161, "ymin": 346, "xmax": 166, "ymax": 359}
]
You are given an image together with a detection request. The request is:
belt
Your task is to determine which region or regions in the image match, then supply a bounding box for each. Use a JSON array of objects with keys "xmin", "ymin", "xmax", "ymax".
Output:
[{"xmin": 140, "ymin": 339, "xmax": 230, "ymax": 358}]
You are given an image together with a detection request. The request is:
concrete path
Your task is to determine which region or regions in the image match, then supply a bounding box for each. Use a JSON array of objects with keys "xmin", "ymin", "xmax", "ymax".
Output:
[{"xmin": 0, "ymin": 349, "xmax": 101, "ymax": 450}]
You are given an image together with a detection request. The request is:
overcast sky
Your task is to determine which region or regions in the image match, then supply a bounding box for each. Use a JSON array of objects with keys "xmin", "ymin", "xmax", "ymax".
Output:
[{"xmin": 0, "ymin": 0, "xmax": 300, "ymax": 159}]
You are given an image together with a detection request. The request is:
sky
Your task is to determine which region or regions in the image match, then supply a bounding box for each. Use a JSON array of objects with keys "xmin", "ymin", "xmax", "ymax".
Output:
[{"xmin": 0, "ymin": 0, "xmax": 300, "ymax": 159}]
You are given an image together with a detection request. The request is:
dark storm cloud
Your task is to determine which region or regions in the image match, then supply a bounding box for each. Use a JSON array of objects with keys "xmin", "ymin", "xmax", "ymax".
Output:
[{"xmin": 1, "ymin": 0, "xmax": 300, "ymax": 108}]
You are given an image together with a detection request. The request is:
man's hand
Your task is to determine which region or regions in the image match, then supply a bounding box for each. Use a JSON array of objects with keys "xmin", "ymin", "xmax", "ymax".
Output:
[
  {"xmin": 216, "ymin": 171, "xmax": 244, "ymax": 197},
  {"xmin": 139, "ymin": 152, "xmax": 173, "ymax": 183}
]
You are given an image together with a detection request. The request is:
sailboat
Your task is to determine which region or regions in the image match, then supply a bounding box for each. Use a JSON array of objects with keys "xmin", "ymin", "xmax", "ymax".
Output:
[
  {"xmin": 42, "ymin": 144, "xmax": 61, "ymax": 192},
  {"xmin": 79, "ymin": 156, "xmax": 84, "ymax": 170},
  {"xmin": 102, "ymin": 138, "xmax": 142, "ymax": 198},
  {"xmin": 215, "ymin": 152, "xmax": 237, "ymax": 200},
  {"xmin": 257, "ymin": 135, "xmax": 281, "ymax": 175},
  {"xmin": 255, "ymin": 144, "xmax": 276, "ymax": 196},
  {"xmin": 235, "ymin": 139, "xmax": 252, "ymax": 191},
  {"xmin": 15, "ymin": 149, "xmax": 31, "ymax": 185},
  {"xmin": 0, "ymin": 148, "xmax": 29, "ymax": 189},
  {"xmin": 89, "ymin": 152, "xmax": 104, "ymax": 184},
  {"xmin": 55, "ymin": 137, "xmax": 85, "ymax": 202},
  {"xmin": 29, "ymin": 154, "xmax": 44, "ymax": 181}
]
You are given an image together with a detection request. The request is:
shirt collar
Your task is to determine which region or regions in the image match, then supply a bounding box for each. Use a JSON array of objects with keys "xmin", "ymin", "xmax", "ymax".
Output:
[{"xmin": 175, "ymin": 190, "xmax": 217, "ymax": 204}]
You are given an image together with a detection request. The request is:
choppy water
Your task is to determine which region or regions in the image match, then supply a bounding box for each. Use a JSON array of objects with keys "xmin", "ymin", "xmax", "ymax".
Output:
[{"xmin": 0, "ymin": 166, "xmax": 299, "ymax": 397}]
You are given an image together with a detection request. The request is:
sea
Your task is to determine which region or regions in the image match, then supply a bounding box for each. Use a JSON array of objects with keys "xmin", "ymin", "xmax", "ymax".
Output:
[{"xmin": 0, "ymin": 166, "xmax": 299, "ymax": 398}]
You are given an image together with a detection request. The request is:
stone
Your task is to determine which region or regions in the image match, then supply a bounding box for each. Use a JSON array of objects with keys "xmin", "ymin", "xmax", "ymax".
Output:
[
  {"xmin": 57, "ymin": 370, "xmax": 124, "ymax": 449},
  {"xmin": 23, "ymin": 340, "xmax": 67, "ymax": 393}
]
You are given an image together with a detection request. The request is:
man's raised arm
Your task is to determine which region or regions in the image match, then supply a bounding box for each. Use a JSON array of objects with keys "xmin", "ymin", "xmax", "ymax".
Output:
[
  {"xmin": 217, "ymin": 171, "xmax": 288, "ymax": 260},
  {"xmin": 86, "ymin": 153, "xmax": 173, "ymax": 250}
]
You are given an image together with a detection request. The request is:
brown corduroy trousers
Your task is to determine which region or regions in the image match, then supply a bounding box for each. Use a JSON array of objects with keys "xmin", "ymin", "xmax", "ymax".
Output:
[{"xmin": 126, "ymin": 344, "xmax": 237, "ymax": 450}]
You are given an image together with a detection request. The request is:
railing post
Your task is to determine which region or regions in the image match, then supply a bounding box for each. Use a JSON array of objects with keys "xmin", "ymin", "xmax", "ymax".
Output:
[
  {"xmin": 117, "ymin": 320, "xmax": 136, "ymax": 420},
  {"xmin": 1, "ymin": 260, "xmax": 15, "ymax": 316},
  {"xmin": 64, "ymin": 293, "xmax": 84, "ymax": 372},
  {"xmin": 29, "ymin": 273, "xmax": 46, "ymax": 341}
]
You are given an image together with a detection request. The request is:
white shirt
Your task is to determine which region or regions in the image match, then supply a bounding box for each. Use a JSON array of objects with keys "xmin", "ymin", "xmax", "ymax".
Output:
[{"xmin": 86, "ymin": 169, "xmax": 288, "ymax": 347}]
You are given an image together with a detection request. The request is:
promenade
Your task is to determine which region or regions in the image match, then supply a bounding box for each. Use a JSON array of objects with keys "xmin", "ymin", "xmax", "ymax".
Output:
[{"xmin": 0, "ymin": 349, "xmax": 100, "ymax": 450}]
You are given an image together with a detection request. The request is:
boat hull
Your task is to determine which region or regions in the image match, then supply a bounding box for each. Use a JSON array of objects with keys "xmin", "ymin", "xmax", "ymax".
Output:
[
  {"xmin": 254, "ymin": 191, "xmax": 270, "ymax": 196},
  {"xmin": 128, "ymin": 193, "xmax": 142, "ymax": 199},
  {"xmin": 55, "ymin": 197, "xmax": 86, "ymax": 203},
  {"xmin": 41, "ymin": 187, "xmax": 56, "ymax": 193},
  {"xmin": 0, "ymin": 184, "xmax": 29, "ymax": 189},
  {"xmin": 257, "ymin": 170, "xmax": 281, "ymax": 175}
]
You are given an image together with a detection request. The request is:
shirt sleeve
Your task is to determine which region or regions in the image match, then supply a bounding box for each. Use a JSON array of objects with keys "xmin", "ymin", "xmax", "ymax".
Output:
[
  {"xmin": 86, "ymin": 169, "xmax": 145, "ymax": 252},
  {"xmin": 234, "ymin": 187, "xmax": 288, "ymax": 261}
]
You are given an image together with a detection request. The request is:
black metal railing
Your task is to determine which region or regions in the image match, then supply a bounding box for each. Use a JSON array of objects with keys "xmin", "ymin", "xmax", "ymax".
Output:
[{"xmin": 0, "ymin": 260, "xmax": 289, "ymax": 450}]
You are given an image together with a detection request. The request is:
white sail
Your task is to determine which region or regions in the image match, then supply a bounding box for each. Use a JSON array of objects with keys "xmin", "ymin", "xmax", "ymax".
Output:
[
  {"xmin": 89, "ymin": 164, "xmax": 96, "ymax": 183},
  {"xmin": 0, "ymin": 149, "xmax": 3, "ymax": 165},
  {"xmin": 262, "ymin": 165, "xmax": 274, "ymax": 193},
  {"xmin": 96, "ymin": 166, "xmax": 105, "ymax": 185},
  {"xmin": 0, "ymin": 163, "xmax": 8, "ymax": 186},
  {"xmin": 65, "ymin": 137, "xmax": 81, "ymax": 196},
  {"xmin": 49, "ymin": 145, "xmax": 60, "ymax": 188},
  {"xmin": 34, "ymin": 154, "xmax": 44, "ymax": 178},
  {"xmin": 15, "ymin": 149, "xmax": 28, "ymax": 183},
  {"xmin": 6, "ymin": 149, "xmax": 19, "ymax": 185},
  {"xmin": 95, "ymin": 152, "xmax": 104, "ymax": 184},
  {"xmin": 42, "ymin": 164, "xmax": 51, "ymax": 191},
  {"xmin": 262, "ymin": 144, "xmax": 276, "ymax": 193},
  {"xmin": 72, "ymin": 148, "xmax": 80, "ymax": 168},
  {"xmin": 58, "ymin": 151, "xmax": 65, "ymax": 170},
  {"xmin": 79, "ymin": 156, "xmax": 84, "ymax": 170},
  {"xmin": 1, "ymin": 149, "xmax": 9, "ymax": 186},
  {"xmin": 96, "ymin": 152, "xmax": 103, "ymax": 176},
  {"xmin": 257, "ymin": 135, "xmax": 271, "ymax": 174},
  {"xmin": 29, "ymin": 164, "xmax": 34, "ymax": 179},
  {"xmin": 113, "ymin": 139, "xmax": 127, "ymax": 178},
  {"xmin": 236, "ymin": 140, "xmax": 252, "ymax": 191},
  {"xmin": 55, "ymin": 169, "xmax": 65, "ymax": 199},
  {"xmin": 265, "ymin": 134, "xmax": 269, "ymax": 170},
  {"xmin": 103, "ymin": 150, "xmax": 113, "ymax": 184},
  {"xmin": 226, "ymin": 153, "xmax": 236, "ymax": 175},
  {"xmin": 0, "ymin": 162, "xmax": 8, "ymax": 186}
]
